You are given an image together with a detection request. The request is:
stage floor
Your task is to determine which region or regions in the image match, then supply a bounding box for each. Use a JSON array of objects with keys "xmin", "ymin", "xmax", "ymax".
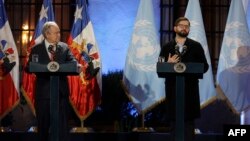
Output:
[{"xmin": 0, "ymin": 132, "xmax": 223, "ymax": 141}]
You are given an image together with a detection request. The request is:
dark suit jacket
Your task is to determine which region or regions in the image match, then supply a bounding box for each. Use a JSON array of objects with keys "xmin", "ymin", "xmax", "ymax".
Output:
[
  {"xmin": 27, "ymin": 41, "xmax": 76, "ymax": 100},
  {"xmin": 159, "ymin": 38, "xmax": 209, "ymax": 120}
]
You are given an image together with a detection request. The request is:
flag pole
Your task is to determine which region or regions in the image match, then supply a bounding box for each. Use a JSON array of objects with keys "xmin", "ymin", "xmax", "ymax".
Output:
[
  {"xmin": 132, "ymin": 111, "xmax": 154, "ymax": 132},
  {"xmin": 142, "ymin": 112, "xmax": 145, "ymax": 128},
  {"xmin": 70, "ymin": 119, "xmax": 94, "ymax": 133},
  {"xmin": 120, "ymin": 82, "xmax": 156, "ymax": 132}
]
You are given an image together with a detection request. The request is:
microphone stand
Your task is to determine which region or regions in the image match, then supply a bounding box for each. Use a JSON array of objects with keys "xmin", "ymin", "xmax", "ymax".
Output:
[{"xmin": 175, "ymin": 44, "xmax": 187, "ymax": 63}]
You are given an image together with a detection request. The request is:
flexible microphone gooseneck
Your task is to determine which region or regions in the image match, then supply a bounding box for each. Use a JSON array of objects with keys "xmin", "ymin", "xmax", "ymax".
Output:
[
  {"xmin": 175, "ymin": 44, "xmax": 181, "ymax": 55},
  {"xmin": 181, "ymin": 45, "xmax": 187, "ymax": 55}
]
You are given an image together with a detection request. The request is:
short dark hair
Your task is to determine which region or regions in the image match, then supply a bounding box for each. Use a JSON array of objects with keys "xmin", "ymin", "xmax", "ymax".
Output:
[{"xmin": 174, "ymin": 17, "xmax": 190, "ymax": 26}]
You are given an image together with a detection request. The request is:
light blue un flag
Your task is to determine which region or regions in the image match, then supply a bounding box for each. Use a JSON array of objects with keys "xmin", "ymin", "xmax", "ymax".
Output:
[
  {"xmin": 185, "ymin": 0, "xmax": 216, "ymax": 108},
  {"xmin": 123, "ymin": 0, "xmax": 165, "ymax": 113},
  {"xmin": 216, "ymin": 0, "xmax": 250, "ymax": 113},
  {"xmin": 243, "ymin": 0, "xmax": 250, "ymax": 31}
]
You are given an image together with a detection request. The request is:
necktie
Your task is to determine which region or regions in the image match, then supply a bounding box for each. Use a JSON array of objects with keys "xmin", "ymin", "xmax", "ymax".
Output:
[{"xmin": 48, "ymin": 45, "xmax": 56, "ymax": 61}]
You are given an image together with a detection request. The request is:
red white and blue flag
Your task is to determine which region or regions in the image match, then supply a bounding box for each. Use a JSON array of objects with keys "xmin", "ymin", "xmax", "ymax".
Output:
[
  {"xmin": 0, "ymin": 0, "xmax": 20, "ymax": 120},
  {"xmin": 67, "ymin": 0, "xmax": 101, "ymax": 120},
  {"xmin": 21, "ymin": 0, "xmax": 54, "ymax": 114}
]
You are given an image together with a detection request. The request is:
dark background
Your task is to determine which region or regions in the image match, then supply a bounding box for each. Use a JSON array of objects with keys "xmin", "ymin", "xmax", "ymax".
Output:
[{"xmin": 1, "ymin": 71, "xmax": 239, "ymax": 133}]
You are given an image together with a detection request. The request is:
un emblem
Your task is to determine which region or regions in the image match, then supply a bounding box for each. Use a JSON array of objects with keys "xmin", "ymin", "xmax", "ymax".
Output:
[{"xmin": 174, "ymin": 62, "xmax": 186, "ymax": 73}]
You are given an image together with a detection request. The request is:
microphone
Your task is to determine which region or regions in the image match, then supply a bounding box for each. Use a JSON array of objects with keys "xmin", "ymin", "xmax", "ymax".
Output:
[
  {"xmin": 175, "ymin": 44, "xmax": 180, "ymax": 55},
  {"xmin": 48, "ymin": 45, "xmax": 54, "ymax": 53},
  {"xmin": 181, "ymin": 45, "xmax": 187, "ymax": 55},
  {"xmin": 55, "ymin": 44, "xmax": 61, "ymax": 53},
  {"xmin": 48, "ymin": 45, "xmax": 56, "ymax": 61}
]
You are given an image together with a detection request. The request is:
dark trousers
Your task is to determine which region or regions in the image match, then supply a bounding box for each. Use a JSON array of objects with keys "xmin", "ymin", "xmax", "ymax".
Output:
[
  {"xmin": 35, "ymin": 98, "xmax": 70, "ymax": 141},
  {"xmin": 169, "ymin": 120, "xmax": 195, "ymax": 141}
]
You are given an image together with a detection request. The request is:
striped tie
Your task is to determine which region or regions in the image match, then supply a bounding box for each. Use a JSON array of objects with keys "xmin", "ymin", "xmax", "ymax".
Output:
[{"xmin": 48, "ymin": 45, "xmax": 56, "ymax": 61}]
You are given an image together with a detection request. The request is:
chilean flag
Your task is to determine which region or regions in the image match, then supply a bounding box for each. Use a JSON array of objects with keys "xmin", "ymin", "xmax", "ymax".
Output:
[
  {"xmin": 0, "ymin": 0, "xmax": 20, "ymax": 120},
  {"xmin": 67, "ymin": 0, "xmax": 102, "ymax": 121},
  {"xmin": 21, "ymin": 0, "xmax": 54, "ymax": 115}
]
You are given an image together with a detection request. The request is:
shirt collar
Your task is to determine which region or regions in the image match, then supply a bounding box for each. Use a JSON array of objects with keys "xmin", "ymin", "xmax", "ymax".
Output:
[
  {"xmin": 45, "ymin": 40, "xmax": 51, "ymax": 50},
  {"xmin": 45, "ymin": 39, "xmax": 57, "ymax": 52}
]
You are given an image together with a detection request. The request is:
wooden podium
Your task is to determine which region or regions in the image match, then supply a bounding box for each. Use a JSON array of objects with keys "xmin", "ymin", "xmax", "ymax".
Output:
[
  {"xmin": 29, "ymin": 61, "xmax": 79, "ymax": 141},
  {"xmin": 157, "ymin": 62, "xmax": 204, "ymax": 141}
]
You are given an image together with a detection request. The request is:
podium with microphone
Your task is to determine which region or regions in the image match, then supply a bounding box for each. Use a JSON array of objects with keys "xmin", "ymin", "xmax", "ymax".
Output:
[
  {"xmin": 29, "ymin": 60, "xmax": 79, "ymax": 141},
  {"xmin": 157, "ymin": 61, "xmax": 204, "ymax": 141}
]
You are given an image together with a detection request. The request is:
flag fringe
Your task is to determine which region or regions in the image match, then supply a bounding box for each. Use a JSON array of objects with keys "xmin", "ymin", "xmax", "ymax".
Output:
[
  {"xmin": 200, "ymin": 96, "xmax": 217, "ymax": 109},
  {"xmin": 21, "ymin": 87, "xmax": 36, "ymax": 116},
  {"xmin": 216, "ymin": 84, "xmax": 240, "ymax": 115},
  {"xmin": 0, "ymin": 99, "xmax": 19, "ymax": 120},
  {"xmin": 69, "ymin": 98, "xmax": 101, "ymax": 122}
]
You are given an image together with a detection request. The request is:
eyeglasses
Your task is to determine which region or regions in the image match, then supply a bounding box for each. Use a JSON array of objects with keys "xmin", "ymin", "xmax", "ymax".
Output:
[{"xmin": 177, "ymin": 24, "xmax": 190, "ymax": 29}]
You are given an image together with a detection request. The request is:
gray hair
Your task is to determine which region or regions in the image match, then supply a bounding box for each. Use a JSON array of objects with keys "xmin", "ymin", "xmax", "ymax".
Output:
[{"xmin": 42, "ymin": 21, "xmax": 59, "ymax": 38}]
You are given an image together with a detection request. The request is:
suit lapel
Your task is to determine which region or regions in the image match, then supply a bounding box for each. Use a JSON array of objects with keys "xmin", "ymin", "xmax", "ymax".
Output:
[{"xmin": 38, "ymin": 41, "xmax": 51, "ymax": 63}]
